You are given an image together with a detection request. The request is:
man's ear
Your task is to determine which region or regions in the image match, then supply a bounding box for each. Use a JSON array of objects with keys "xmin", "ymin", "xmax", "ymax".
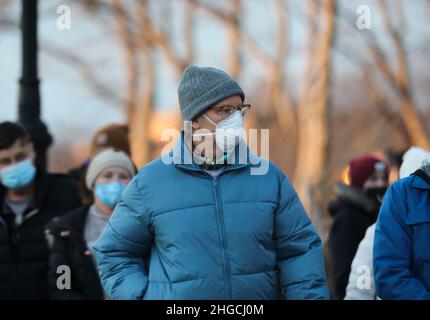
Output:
[{"xmin": 192, "ymin": 117, "xmax": 202, "ymax": 130}]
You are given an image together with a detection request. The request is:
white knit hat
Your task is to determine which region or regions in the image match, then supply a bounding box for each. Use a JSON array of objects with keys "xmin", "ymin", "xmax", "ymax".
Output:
[
  {"xmin": 85, "ymin": 148, "xmax": 136, "ymax": 190},
  {"xmin": 399, "ymin": 147, "xmax": 430, "ymax": 179}
]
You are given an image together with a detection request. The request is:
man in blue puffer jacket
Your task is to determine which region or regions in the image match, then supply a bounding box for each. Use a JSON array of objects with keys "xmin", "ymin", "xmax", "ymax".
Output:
[
  {"xmin": 374, "ymin": 163, "xmax": 430, "ymax": 300},
  {"xmin": 93, "ymin": 66, "xmax": 329, "ymax": 300}
]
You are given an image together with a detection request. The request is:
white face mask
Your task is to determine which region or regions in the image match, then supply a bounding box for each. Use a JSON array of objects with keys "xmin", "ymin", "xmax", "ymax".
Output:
[{"xmin": 193, "ymin": 111, "xmax": 244, "ymax": 154}]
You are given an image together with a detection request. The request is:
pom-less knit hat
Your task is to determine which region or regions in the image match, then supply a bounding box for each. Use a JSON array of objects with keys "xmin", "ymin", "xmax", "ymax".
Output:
[
  {"xmin": 349, "ymin": 154, "xmax": 389, "ymax": 188},
  {"xmin": 178, "ymin": 66, "xmax": 245, "ymax": 120},
  {"xmin": 85, "ymin": 148, "xmax": 136, "ymax": 191}
]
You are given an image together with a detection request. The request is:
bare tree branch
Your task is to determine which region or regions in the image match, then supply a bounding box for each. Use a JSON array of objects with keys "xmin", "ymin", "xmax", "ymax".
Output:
[
  {"xmin": 41, "ymin": 40, "xmax": 121, "ymax": 106},
  {"xmin": 377, "ymin": 0, "xmax": 430, "ymax": 148},
  {"xmin": 330, "ymin": 22, "xmax": 408, "ymax": 139},
  {"xmin": 294, "ymin": 0, "xmax": 336, "ymax": 222},
  {"xmin": 333, "ymin": 0, "xmax": 430, "ymax": 149},
  {"xmin": 226, "ymin": 0, "xmax": 241, "ymax": 78},
  {"xmin": 270, "ymin": 0, "xmax": 296, "ymax": 133},
  {"xmin": 335, "ymin": 5, "xmax": 400, "ymax": 89},
  {"xmin": 136, "ymin": 2, "xmax": 188, "ymax": 75},
  {"xmin": 394, "ymin": 0, "xmax": 407, "ymax": 32},
  {"xmin": 189, "ymin": 0, "xmax": 234, "ymax": 24},
  {"xmin": 183, "ymin": 0, "xmax": 196, "ymax": 63},
  {"xmin": 188, "ymin": 0, "xmax": 241, "ymax": 77},
  {"xmin": 361, "ymin": 67, "xmax": 409, "ymax": 140},
  {"xmin": 240, "ymin": 33, "xmax": 273, "ymax": 69},
  {"xmin": 111, "ymin": 0, "xmax": 139, "ymax": 117}
]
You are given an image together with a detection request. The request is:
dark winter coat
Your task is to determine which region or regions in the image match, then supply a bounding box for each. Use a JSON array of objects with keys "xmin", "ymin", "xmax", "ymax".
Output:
[
  {"xmin": 328, "ymin": 183, "xmax": 380, "ymax": 300},
  {"xmin": 45, "ymin": 205, "xmax": 104, "ymax": 300},
  {"xmin": 0, "ymin": 171, "xmax": 81, "ymax": 299}
]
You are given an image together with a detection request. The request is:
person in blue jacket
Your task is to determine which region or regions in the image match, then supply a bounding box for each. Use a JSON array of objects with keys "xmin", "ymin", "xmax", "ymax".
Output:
[
  {"xmin": 374, "ymin": 163, "xmax": 430, "ymax": 299},
  {"xmin": 93, "ymin": 66, "xmax": 329, "ymax": 300}
]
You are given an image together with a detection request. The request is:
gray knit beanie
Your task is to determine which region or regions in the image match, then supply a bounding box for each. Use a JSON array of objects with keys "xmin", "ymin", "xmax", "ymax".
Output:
[{"xmin": 178, "ymin": 66, "xmax": 245, "ymax": 120}]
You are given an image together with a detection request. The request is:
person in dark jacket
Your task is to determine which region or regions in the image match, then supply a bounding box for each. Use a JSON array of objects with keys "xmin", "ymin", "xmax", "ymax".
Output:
[
  {"xmin": 328, "ymin": 154, "xmax": 389, "ymax": 300},
  {"xmin": 0, "ymin": 121, "xmax": 81, "ymax": 299},
  {"xmin": 374, "ymin": 163, "xmax": 430, "ymax": 299},
  {"xmin": 93, "ymin": 66, "xmax": 329, "ymax": 300},
  {"xmin": 45, "ymin": 148, "xmax": 136, "ymax": 299}
]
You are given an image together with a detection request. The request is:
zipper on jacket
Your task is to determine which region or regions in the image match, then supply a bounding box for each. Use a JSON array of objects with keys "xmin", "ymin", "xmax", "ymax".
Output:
[{"xmin": 212, "ymin": 177, "xmax": 232, "ymax": 299}]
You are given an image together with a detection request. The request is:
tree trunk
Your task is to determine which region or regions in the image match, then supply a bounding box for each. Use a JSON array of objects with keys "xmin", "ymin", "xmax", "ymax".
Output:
[
  {"xmin": 293, "ymin": 0, "xmax": 336, "ymax": 235},
  {"xmin": 127, "ymin": 1, "xmax": 156, "ymax": 168}
]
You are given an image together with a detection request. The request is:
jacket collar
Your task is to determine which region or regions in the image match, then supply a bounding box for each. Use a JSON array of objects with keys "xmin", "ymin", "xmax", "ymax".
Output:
[
  {"xmin": 411, "ymin": 164, "xmax": 430, "ymax": 190},
  {"xmin": 331, "ymin": 182, "xmax": 378, "ymax": 213},
  {"xmin": 0, "ymin": 170, "xmax": 50, "ymax": 227},
  {"xmin": 47, "ymin": 204, "xmax": 90, "ymax": 234},
  {"xmin": 169, "ymin": 131, "xmax": 262, "ymax": 175}
]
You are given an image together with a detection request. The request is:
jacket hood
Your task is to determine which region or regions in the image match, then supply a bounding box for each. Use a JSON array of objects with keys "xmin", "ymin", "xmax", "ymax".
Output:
[{"xmin": 328, "ymin": 183, "xmax": 378, "ymax": 217}]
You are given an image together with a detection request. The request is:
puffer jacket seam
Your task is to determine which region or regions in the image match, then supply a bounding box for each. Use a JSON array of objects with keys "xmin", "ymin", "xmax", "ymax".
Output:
[
  {"xmin": 147, "ymin": 276, "xmax": 206, "ymax": 284},
  {"xmin": 132, "ymin": 175, "xmax": 153, "ymax": 225},
  {"xmin": 107, "ymin": 221, "xmax": 149, "ymax": 249},
  {"xmin": 231, "ymin": 269, "xmax": 278, "ymax": 277},
  {"xmin": 153, "ymin": 200, "xmax": 277, "ymax": 218},
  {"xmin": 153, "ymin": 204, "xmax": 214, "ymax": 218}
]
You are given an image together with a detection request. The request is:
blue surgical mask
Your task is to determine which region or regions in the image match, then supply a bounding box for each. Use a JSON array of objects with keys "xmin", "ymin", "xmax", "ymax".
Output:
[
  {"xmin": 0, "ymin": 159, "xmax": 36, "ymax": 190},
  {"xmin": 94, "ymin": 182, "xmax": 127, "ymax": 207}
]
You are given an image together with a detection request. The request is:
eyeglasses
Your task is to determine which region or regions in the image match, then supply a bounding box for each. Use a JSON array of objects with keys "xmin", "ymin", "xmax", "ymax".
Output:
[{"xmin": 209, "ymin": 103, "xmax": 251, "ymax": 118}]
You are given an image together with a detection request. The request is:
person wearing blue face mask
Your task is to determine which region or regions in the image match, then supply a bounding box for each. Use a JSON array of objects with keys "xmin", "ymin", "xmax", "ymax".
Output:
[
  {"xmin": 45, "ymin": 148, "xmax": 135, "ymax": 299},
  {"xmin": 0, "ymin": 121, "xmax": 81, "ymax": 300}
]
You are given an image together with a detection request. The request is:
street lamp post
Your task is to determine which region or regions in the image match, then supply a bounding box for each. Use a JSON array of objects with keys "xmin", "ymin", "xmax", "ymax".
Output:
[{"xmin": 18, "ymin": 0, "xmax": 52, "ymax": 170}]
